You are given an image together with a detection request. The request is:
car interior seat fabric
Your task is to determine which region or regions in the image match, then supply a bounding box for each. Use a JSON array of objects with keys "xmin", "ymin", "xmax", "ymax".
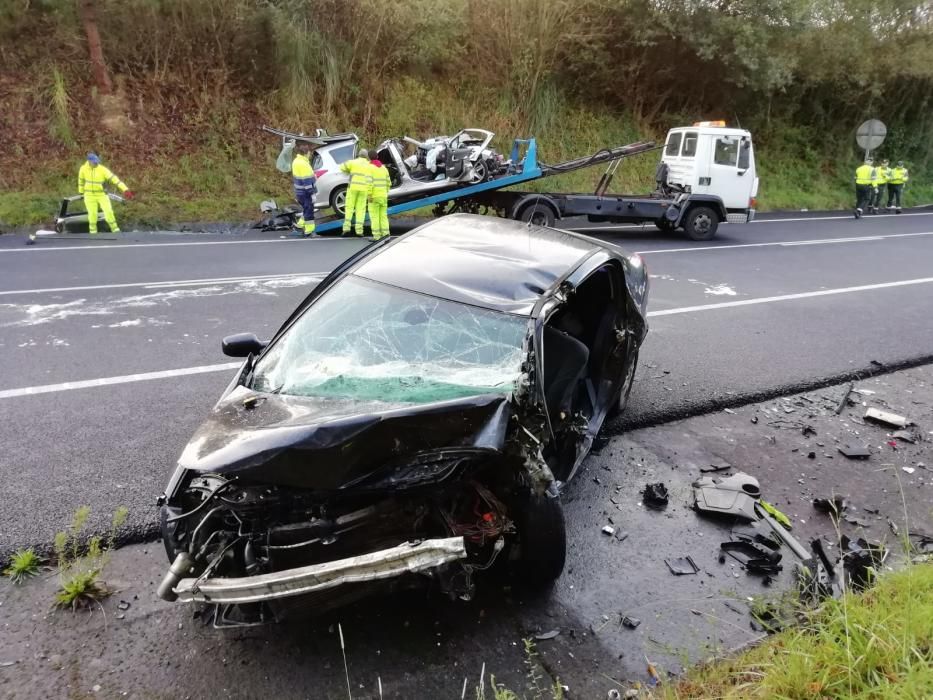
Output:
[{"xmin": 542, "ymin": 325, "xmax": 590, "ymax": 420}]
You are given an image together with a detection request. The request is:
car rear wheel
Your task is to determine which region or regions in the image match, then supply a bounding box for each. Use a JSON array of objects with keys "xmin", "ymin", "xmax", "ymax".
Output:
[
  {"xmin": 469, "ymin": 160, "xmax": 489, "ymax": 183},
  {"xmin": 683, "ymin": 206, "xmax": 719, "ymax": 241},
  {"xmin": 330, "ymin": 185, "xmax": 348, "ymax": 218},
  {"xmin": 514, "ymin": 492, "xmax": 566, "ymax": 586}
]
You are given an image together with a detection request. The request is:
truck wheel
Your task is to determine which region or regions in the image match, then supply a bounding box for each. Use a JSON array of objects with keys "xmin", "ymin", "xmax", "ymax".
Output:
[
  {"xmin": 519, "ymin": 201, "xmax": 556, "ymax": 228},
  {"xmin": 329, "ymin": 185, "xmax": 348, "ymax": 218},
  {"xmin": 683, "ymin": 206, "xmax": 719, "ymax": 241},
  {"xmin": 513, "ymin": 492, "xmax": 566, "ymax": 586},
  {"xmin": 654, "ymin": 219, "xmax": 675, "ymax": 232}
]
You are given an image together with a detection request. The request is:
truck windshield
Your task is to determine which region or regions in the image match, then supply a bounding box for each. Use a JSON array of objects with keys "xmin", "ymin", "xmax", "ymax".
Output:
[
  {"xmin": 665, "ymin": 133, "xmax": 682, "ymax": 156},
  {"xmin": 251, "ymin": 276, "xmax": 528, "ymax": 404},
  {"xmin": 681, "ymin": 132, "xmax": 698, "ymax": 157}
]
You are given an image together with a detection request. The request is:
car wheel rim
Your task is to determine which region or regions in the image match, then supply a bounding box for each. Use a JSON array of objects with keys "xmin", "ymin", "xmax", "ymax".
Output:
[
  {"xmin": 471, "ymin": 162, "xmax": 486, "ymax": 183},
  {"xmin": 334, "ymin": 191, "xmax": 346, "ymax": 216}
]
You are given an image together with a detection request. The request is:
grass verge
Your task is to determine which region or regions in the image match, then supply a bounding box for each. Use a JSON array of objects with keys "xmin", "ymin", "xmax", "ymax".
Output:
[{"xmin": 663, "ymin": 563, "xmax": 933, "ymax": 699}]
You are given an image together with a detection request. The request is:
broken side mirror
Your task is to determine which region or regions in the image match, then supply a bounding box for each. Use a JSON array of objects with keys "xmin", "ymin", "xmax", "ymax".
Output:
[{"xmin": 222, "ymin": 333, "xmax": 267, "ymax": 358}]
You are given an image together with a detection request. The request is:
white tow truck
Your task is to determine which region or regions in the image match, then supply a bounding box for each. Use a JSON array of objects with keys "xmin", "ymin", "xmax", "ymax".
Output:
[{"xmin": 472, "ymin": 121, "xmax": 760, "ymax": 240}]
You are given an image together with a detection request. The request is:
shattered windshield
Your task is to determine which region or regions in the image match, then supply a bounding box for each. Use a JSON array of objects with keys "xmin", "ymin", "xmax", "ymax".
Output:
[{"xmin": 251, "ymin": 276, "xmax": 528, "ymax": 404}]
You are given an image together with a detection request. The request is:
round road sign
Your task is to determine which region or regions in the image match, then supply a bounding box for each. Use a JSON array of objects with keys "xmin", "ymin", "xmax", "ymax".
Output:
[{"xmin": 856, "ymin": 119, "xmax": 887, "ymax": 150}]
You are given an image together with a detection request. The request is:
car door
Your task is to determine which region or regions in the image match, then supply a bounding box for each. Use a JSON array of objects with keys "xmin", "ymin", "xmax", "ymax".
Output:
[{"xmin": 702, "ymin": 134, "xmax": 752, "ymax": 209}]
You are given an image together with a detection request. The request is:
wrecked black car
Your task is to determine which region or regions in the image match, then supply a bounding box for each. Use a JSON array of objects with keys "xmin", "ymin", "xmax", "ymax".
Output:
[{"xmin": 157, "ymin": 214, "xmax": 649, "ymax": 624}]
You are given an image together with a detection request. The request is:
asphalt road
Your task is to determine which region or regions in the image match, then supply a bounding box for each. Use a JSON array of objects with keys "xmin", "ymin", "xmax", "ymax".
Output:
[{"xmin": 1, "ymin": 210, "xmax": 933, "ymax": 553}]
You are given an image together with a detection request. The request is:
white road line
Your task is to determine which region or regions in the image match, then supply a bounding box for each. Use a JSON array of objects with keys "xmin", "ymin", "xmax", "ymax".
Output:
[
  {"xmin": 0, "ymin": 236, "xmax": 361, "ymax": 254},
  {"xmin": 636, "ymin": 230, "xmax": 933, "ymax": 255},
  {"xmin": 575, "ymin": 211, "xmax": 933, "ymax": 230},
  {"xmin": 3, "ymin": 275, "xmax": 932, "ymax": 400},
  {"xmin": 0, "ymin": 272, "xmax": 327, "ymax": 296},
  {"xmin": 0, "ymin": 363, "xmax": 242, "ymax": 400},
  {"xmin": 647, "ymin": 277, "xmax": 933, "ymax": 317}
]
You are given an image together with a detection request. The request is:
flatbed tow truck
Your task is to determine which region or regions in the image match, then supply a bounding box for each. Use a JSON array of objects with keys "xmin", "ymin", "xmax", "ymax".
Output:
[{"xmin": 270, "ymin": 121, "xmax": 759, "ymax": 240}]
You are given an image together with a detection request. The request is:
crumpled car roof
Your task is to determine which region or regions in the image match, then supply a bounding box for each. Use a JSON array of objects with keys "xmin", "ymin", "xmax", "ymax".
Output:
[{"xmin": 353, "ymin": 215, "xmax": 601, "ymax": 315}]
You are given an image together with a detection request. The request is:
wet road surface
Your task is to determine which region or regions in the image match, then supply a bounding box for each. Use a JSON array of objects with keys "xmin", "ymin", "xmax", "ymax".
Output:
[{"xmin": 2, "ymin": 210, "xmax": 932, "ymax": 553}]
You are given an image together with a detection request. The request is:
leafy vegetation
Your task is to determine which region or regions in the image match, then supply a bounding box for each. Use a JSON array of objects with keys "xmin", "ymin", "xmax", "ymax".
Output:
[
  {"xmin": 3, "ymin": 548, "xmax": 42, "ymax": 584},
  {"xmin": 53, "ymin": 505, "xmax": 129, "ymax": 610},
  {"xmin": 1, "ymin": 0, "xmax": 931, "ymax": 228}
]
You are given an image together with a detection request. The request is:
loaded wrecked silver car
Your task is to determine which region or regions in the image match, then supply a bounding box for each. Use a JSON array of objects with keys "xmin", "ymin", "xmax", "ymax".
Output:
[
  {"xmin": 157, "ymin": 214, "xmax": 648, "ymax": 624},
  {"xmin": 263, "ymin": 126, "xmax": 507, "ymax": 218}
]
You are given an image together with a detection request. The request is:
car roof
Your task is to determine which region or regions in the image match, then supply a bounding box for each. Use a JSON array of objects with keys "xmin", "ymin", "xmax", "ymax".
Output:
[{"xmin": 352, "ymin": 214, "xmax": 607, "ymax": 315}]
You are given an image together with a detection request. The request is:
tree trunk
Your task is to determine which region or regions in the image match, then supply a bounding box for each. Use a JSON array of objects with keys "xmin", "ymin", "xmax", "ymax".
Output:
[{"xmin": 78, "ymin": 0, "xmax": 112, "ymax": 95}]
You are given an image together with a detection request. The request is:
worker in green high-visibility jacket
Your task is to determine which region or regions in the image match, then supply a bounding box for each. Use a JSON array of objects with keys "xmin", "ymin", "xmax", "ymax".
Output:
[
  {"xmin": 340, "ymin": 149, "xmax": 372, "ymax": 236},
  {"xmin": 77, "ymin": 152, "xmax": 134, "ymax": 233},
  {"xmin": 853, "ymin": 158, "xmax": 875, "ymax": 219},
  {"xmin": 367, "ymin": 158, "xmax": 391, "ymax": 241},
  {"xmin": 887, "ymin": 161, "xmax": 909, "ymax": 213}
]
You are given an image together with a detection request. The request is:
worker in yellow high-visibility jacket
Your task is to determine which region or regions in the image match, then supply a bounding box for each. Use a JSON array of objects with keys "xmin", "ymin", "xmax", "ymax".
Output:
[
  {"xmin": 870, "ymin": 159, "xmax": 889, "ymax": 214},
  {"xmin": 887, "ymin": 161, "xmax": 909, "ymax": 213},
  {"xmin": 291, "ymin": 142, "xmax": 317, "ymax": 237},
  {"xmin": 853, "ymin": 159, "xmax": 875, "ymax": 219},
  {"xmin": 367, "ymin": 158, "xmax": 391, "ymax": 241},
  {"xmin": 339, "ymin": 149, "xmax": 372, "ymax": 236},
  {"xmin": 77, "ymin": 152, "xmax": 133, "ymax": 234}
]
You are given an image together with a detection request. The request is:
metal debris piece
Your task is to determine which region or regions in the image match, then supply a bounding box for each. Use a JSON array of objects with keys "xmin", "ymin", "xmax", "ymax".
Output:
[
  {"xmin": 642, "ymin": 482, "xmax": 669, "ymax": 509},
  {"xmin": 864, "ymin": 407, "xmax": 910, "ymax": 428},
  {"xmin": 835, "ymin": 383, "xmax": 854, "ymax": 414},
  {"xmin": 534, "ymin": 629, "xmax": 560, "ymax": 641},
  {"xmin": 620, "ymin": 615, "xmax": 641, "ymax": 629},
  {"xmin": 720, "ymin": 541, "xmax": 782, "ymax": 575},
  {"xmin": 701, "ymin": 462, "xmax": 732, "ymax": 473},
  {"xmin": 665, "ymin": 555, "xmax": 700, "ymax": 575},
  {"xmin": 893, "ymin": 430, "xmax": 918, "ymax": 444},
  {"xmin": 812, "ymin": 495, "xmax": 847, "ymax": 516},
  {"xmin": 602, "ymin": 525, "xmax": 616, "ymax": 536},
  {"xmin": 841, "ymin": 536, "xmax": 888, "ymax": 590},
  {"xmin": 693, "ymin": 472, "xmax": 760, "ymax": 521},
  {"xmin": 838, "ymin": 445, "xmax": 871, "ymax": 459}
]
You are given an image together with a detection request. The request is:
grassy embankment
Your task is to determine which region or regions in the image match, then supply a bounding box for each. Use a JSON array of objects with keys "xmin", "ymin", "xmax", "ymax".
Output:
[
  {"xmin": 1, "ymin": 80, "xmax": 929, "ymax": 230},
  {"xmin": 661, "ymin": 563, "xmax": 933, "ymax": 699}
]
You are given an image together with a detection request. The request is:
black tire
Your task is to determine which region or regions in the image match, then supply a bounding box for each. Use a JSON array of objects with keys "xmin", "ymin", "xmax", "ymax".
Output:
[
  {"xmin": 683, "ymin": 206, "xmax": 719, "ymax": 241},
  {"xmin": 654, "ymin": 218, "xmax": 675, "ymax": 232},
  {"xmin": 518, "ymin": 201, "xmax": 556, "ymax": 228},
  {"xmin": 514, "ymin": 492, "xmax": 566, "ymax": 585},
  {"xmin": 329, "ymin": 185, "xmax": 348, "ymax": 218}
]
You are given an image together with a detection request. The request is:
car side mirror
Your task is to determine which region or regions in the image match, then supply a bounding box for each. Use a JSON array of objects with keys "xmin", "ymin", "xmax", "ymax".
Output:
[
  {"xmin": 222, "ymin": 333, "xmax": 267, "ymax": 358},
  {"xmin": 738, "ymin": 169, "xmax": 747, "ymax": 176}
]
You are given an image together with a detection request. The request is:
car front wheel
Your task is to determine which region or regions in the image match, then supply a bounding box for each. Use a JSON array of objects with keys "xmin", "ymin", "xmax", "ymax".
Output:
[{"xmin": 514, "ymin": 492, "xmax": 566, "ymax": 586}]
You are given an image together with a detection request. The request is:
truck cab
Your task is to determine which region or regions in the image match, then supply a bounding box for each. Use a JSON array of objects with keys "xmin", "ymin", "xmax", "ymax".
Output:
[{"xmin": 661, "ymin": 122, "xmax": 758, "ymax": 224}]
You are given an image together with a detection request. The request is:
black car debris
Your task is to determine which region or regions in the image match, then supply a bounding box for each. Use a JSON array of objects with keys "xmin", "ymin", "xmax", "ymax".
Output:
[{"xmin": 156, "ymin": 214, "xmax": 649, "ymax": 624}]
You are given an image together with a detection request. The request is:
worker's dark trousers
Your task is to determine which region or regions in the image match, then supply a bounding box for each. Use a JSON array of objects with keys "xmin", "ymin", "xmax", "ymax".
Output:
[
  {"xmin": 887, "ymin": 184, "xmax": 904, "ymax": 209},
  {"xmin": 871, "ymin": 185, "xmax": 887, "ymax": 209},
  {"xmin": 855, "ymin": 184, "xmax": 872, "ymax": 211},
  {"xmin": 296, "ymin": 191, "xmax": 315, "ymax": 224}
]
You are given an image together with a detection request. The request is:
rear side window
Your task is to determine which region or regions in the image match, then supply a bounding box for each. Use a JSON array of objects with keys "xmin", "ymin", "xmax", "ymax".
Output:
[
  {"xmin": 714, "ymin": 137, "xmax": 738, "ymax": 166},
  {"xmin": 665, "ymin": 133, "xmax": 682, "ymax": 156},
  {"xmin": 681, "ymin": 132, "xmax": 698, "ymax": 158},
  {"xmin": 312, "ymin": 152, "xmax": 323, "ymax": 170},
  {"xmin": 328, "ymin": 143, "xmax": 356, "ymax": 164},
  {"xmin": 738, "ymin": 140, "xmax": 751, "ymax": 170}
]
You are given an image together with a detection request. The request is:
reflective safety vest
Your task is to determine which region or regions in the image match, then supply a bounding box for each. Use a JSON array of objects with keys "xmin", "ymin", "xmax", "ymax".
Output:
[
  {"xmin": 340, "ymin": 157, "xmax": 373, "ymax": 191},
  {"xmin": 78, "ymin": 162, "xmax": 127, "ymax": 196},
  {"xmin": 291, "ymin": 153, "xmax": 316, "ymax": 196},
  {"xmin": 368, "ymin": 163, "xmax": 390, "ymax": 201},
  {"xmin": 889, "ymin": 167, "xmax": 909, "ymax": 185},
  {"xmin": 874, "ymin": 166, "xmax": 890, "ymax": 186},
  {"xmin": 855, "ymin": 164, "xmax": 875, "ymax": 185}
]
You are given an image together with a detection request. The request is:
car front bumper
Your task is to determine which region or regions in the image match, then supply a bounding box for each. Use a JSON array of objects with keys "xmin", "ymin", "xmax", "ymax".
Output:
[{"xmin": 163, "ymin": 536, "xmax": 467, "ymax": 605}]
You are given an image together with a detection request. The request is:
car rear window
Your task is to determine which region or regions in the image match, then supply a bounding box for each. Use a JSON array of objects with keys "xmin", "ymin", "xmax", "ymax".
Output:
[
  {"xmin": 329, "ymin": 143, "xmax": 356, "ymax": 164},
  {"xmin": 665, "ymin": 133, "xmax": 682, "ymax": 156}
]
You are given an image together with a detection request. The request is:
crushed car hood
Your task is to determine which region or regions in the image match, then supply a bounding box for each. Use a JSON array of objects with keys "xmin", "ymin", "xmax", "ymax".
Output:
[{"xmin": 178, "ymin": 385, "xmax": 511, "ymax": 490}]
